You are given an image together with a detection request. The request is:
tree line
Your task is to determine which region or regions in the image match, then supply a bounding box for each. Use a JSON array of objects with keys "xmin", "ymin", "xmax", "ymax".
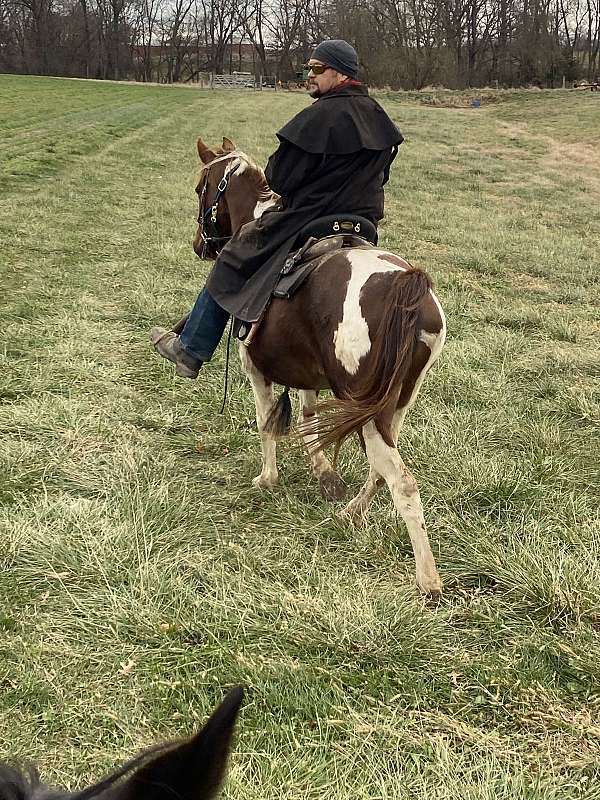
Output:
[{"xmin": 0, "ymin": 0, "xmax": 598, "ymax": 88}]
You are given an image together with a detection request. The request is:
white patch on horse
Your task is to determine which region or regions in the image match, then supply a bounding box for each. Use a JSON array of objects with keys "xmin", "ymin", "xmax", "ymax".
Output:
[
  {"xmin": 419, "ymin": 330, "xmax": 437, "ymax": 349},
  {"xmin": 333, "ymin": 249, "xmax": 400, "ymax": 374},
  {"xmin": 253, "ymin": 199, "xmax": 276, "ymax": 219},
  {"xmin": 362, "ymin": 418, "xmax": 442, "ymax": 592},
  {"xmin": 231, "ymin": 156, "xmax": 247, "ymax": 175}
]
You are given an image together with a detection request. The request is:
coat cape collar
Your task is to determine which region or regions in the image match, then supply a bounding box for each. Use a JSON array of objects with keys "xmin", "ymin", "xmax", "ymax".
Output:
[{"xmin": 276, "ymin": 85, "xmax": 403, "ymax": 155}]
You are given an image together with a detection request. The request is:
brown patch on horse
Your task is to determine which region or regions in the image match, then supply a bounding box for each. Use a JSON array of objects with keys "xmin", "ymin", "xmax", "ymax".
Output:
[
  {"xmin": 360, "ymin": 275, "xmax": 442, "ymax": 441},
  {"xmin": 371, "ymin": 338, "xmax": 432, "ymax": 442},
  {"xmin": 247, "ymin": 254, "xmax": 352, "ymax": 389},
  {"xmin": 378, "ymin": 253, "xmax": 442, "ymax": 336},
  {"xmin": 378, "ymin": 252, "xmax": 413, "ymax": 270},
  {"xmin": 418, "ymin": 294, "xmax": 443, "ymax": 334}
]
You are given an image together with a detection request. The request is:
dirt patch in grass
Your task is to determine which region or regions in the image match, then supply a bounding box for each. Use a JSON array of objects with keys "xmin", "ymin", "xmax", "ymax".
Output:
[
  {"xmin": 510, "ymin": 272, "xmax": 553, "ymax": 293},
  {"xmin": 545, "ymin": 140, "xmax": 600, "ymax": 191},
  {"xmin": 497, "ymin": 120, "xmax": 600, "ymax": 191}
]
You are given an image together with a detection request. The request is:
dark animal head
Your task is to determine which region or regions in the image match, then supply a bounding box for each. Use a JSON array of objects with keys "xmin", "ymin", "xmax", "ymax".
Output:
[
  {"xmin": 193, "ymin": 136, "xmax": 275, "ymax": 259},
  {"xmin": 0, "ymin": 688, "xmax": 243, "ymax": 800}
]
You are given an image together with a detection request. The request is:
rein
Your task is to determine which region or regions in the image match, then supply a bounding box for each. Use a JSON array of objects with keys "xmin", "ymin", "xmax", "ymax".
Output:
[{"xmin": 195, "ymin": 153, "xmax": 242, "ymax": 412}]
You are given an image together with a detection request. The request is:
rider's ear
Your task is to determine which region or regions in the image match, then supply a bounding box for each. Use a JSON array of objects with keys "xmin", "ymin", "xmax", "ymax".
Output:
[
  {"xmin": 197, "ymin": 137, "xmax": 217, "ymax": 164},
  {"xmin": 222, "ymin": 137, "xmax": 236, "ymax": 152}
]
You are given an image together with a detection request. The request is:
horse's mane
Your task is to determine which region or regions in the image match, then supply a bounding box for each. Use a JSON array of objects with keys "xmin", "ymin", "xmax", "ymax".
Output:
[{"xmin": 199, "ymin": 150, "xmax": 276, "ymax": 202}]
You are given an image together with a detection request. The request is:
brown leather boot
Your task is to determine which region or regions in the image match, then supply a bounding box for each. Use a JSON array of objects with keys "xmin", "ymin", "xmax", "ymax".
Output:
[{"xmin": 149, "ymin": 328, "xmax": 202, "ymax": 379}]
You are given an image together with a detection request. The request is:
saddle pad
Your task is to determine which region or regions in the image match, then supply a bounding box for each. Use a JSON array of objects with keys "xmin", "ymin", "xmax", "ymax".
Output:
[{"xmin": 273, "ymin": 254, "xmax": 326, "ymax": 300}]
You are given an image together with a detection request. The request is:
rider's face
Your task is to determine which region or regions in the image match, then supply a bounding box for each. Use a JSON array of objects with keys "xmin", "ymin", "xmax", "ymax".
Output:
[{"xmin": 306, "ymin": 61, "xmax": 345, "ymax": 98}]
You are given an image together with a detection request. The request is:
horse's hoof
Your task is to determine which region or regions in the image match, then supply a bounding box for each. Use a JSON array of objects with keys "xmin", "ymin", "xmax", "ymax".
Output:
[
  {"xmin": 417, "ymin": 573, "xmax": 443, "ymax": 598},
  {"xmin": 319, "ymin": 470, "xmax": 347, "ymax": 502},
  {"xmin": 252, "ymin": 474, "xmax": 278, "ymax": 490}
]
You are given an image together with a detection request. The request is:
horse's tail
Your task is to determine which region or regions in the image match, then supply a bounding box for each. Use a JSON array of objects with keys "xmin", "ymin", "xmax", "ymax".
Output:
[
  {"xmin": 263, "ymin": 387, "xmax": 292, "ymax": 437},
  {"xmin": 302, "ymin": 268, "xmax": 432, "ymax": 452}
]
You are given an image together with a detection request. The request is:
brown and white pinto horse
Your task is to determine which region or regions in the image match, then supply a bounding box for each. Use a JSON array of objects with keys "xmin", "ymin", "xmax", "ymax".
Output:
[{"xmin": 193, "ymin": 137, "xmax": 446, "ymax": 595}]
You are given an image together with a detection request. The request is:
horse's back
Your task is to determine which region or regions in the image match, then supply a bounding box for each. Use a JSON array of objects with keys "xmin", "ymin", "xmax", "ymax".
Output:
[{"xmin": 247, "ymin": 246, "xmax": 445, "ymax": 393}]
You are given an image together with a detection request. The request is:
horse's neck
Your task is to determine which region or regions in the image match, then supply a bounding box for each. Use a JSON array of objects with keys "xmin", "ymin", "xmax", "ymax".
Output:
[{"xmin": 230, "ymin": 182, "xmax": 278, "ymax": 232}]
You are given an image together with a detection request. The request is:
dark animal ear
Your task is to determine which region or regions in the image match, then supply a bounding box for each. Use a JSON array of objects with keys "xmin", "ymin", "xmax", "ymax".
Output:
[
  {"xmin": 197, "ymin": 137, "xmax": 217, "ymax": 164},
  {"xmin": 114, "ymin": 688, "xmax": 243, "ymax": 800},
  {"xmin": 221, "ymin": 137, "xmax": 235, "ymax": 152}
]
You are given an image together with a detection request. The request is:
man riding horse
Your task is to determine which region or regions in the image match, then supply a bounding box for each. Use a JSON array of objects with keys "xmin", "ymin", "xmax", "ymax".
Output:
[{"xmin": 150, "ymin": 39, "xmax": 403, "ymax": 378}]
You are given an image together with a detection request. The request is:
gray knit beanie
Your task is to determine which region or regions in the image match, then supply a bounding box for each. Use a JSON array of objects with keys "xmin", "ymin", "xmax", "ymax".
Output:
[{"xmin": 310, "ymin": 40, "xmax": 359, "ymax": 79}]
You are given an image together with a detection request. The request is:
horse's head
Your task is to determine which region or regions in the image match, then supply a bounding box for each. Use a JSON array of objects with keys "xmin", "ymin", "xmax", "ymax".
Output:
[
  {"xmin": 193, "ymin": 136, "xmax": 276, "ymax": 259},
  {"xmin": 0, "ymin": 688, "xmax": 243, "ymax": 800}
]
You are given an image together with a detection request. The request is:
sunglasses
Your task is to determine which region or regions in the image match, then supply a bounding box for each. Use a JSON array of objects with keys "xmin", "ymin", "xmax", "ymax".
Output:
[{"xmin": 304, "ymin": 63, "xmax": 331, "ymax": 75}]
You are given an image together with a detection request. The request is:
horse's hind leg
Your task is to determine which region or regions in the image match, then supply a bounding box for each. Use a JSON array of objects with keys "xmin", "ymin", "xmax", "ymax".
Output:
[
  {"xmin": 239, "ymin": 345, "xmax": 278, "ymax": 489},
  {"xmin": 339, "ymin": 409, "xmax": 407, "ymax": 525},
  {"xmin": 339, "ymin": 469, "xmax": 385, "ymax": 525},
  {"xmin": 363, "ymin": 419, "xmax": 442, "ymax": 595},
  {"xmin": 299, "ymin": 390, "xmax": 347, "ymax": 501}
]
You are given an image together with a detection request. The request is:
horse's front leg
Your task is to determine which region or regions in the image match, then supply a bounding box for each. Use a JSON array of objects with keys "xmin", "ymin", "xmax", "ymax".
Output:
[
  {"xmin": 239, "ymin": 345, "xmax": 278, "ymax": 489},
  {"xmin": 299, "ymin": 389, "xmax": 347, "ymax": 501}
]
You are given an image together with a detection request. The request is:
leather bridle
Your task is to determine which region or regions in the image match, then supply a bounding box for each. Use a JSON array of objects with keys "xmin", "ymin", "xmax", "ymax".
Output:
[{"xmin": 196, "ymin": 158, "xmax": 236, "ymax": 258}]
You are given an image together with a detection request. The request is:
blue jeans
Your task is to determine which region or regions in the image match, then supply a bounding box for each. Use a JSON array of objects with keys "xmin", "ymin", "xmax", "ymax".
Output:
[{"xmin": 179, "ymin": 287, "xmax": 230, "ymax": 362}]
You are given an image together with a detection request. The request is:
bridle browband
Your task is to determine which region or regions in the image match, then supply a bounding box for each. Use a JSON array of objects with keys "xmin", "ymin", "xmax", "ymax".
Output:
[{"xmin": 196, "ymin": 154, "xmax": 242, "ymax": 258}]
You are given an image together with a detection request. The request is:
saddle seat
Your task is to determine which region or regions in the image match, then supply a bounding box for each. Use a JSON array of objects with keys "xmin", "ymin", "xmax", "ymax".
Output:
[{"xmin": 294, "ymin": 214, "xmax": 378, "ymax": 249}]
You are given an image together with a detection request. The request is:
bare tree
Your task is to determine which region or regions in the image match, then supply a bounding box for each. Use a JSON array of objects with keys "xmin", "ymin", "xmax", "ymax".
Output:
[
  {"xmin": 162, "ymin": 0, "xmax": 194, "ymax": 80},
  {"xmin": 263, "ymin": 0, "xmax": 311, "ymax": 79},
  {"xmin": 15, "ymin": 0, "xmax": 54, "ymax": 72},
  {"xmin": 199, "ymin": 0, "xmax": 241, "ymax": 73},
  {"xmin": 131, "ymin": 0, "xmax": 163, "ymax": 80},
  {"xmin": 239, "ymin": 0, "xmax": 269, "ymax": 75},
  {"xmin": 585, "ymin": 0, "xmax": 600, "ymax": 77}
]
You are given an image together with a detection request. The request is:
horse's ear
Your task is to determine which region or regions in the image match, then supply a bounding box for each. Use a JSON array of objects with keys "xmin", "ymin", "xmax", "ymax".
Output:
[
  {"xmin": 222, "ymin": 137, "xmax": 235, "ymax": 152},
  {"xmin": 113, "ymin": 688, "xmax": 243, "ymax": 800},
  {"xmin": 197, "ymin": 137, "xmax": 217, "ymax": 164}
]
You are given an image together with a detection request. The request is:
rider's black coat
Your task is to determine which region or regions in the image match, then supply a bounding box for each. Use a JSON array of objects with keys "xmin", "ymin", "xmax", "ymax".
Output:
[{"xmin": 206, "ymin": 84, "xmax": 403, "ymax": 323}]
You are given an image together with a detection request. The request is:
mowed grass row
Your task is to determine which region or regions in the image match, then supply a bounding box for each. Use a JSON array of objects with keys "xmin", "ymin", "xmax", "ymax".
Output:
[{"xmin": 1, "ymin": 75, "xmax": 599, "ymax": 798}]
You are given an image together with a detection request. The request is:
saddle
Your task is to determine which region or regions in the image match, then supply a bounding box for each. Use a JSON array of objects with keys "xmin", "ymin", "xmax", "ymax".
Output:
[{"xmin": 235, "ymin": 214, "xmax": 377, "ymax": 342}]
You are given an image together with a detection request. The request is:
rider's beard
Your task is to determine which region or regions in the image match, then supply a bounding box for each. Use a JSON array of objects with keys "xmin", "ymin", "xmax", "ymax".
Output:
[{"xmin": 307, "ymin": 81, "xmax": 321, "ymax": 98}]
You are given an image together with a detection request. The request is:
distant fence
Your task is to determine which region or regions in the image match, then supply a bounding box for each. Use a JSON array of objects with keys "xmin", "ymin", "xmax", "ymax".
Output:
[
  {"xmin": 204, "ymin": 73, "xmax": 279, "ymax": 90},
  {"xmin": 209, "ymin": 73, "xmax": 257, "ymax": 89}
]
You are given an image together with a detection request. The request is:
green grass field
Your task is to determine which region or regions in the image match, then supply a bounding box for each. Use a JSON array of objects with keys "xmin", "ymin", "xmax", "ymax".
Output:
[{"xmin": 1, "ymin": 75, "xmax": 599, "ymax": 799}]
